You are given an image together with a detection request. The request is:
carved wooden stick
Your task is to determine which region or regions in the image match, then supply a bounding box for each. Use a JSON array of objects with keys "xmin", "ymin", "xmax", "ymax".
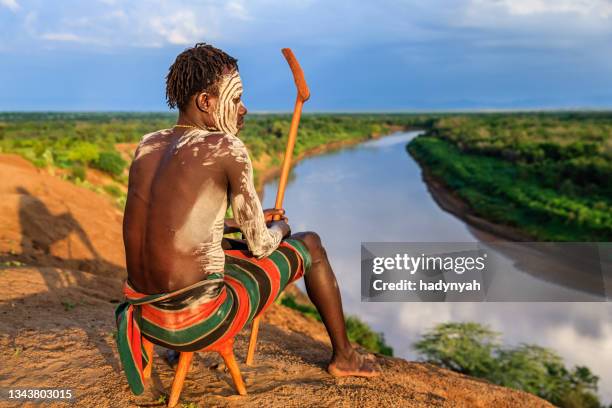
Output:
[{"xmin": 246, "ymin": 48, "xmax": 310, "ymax": 366}]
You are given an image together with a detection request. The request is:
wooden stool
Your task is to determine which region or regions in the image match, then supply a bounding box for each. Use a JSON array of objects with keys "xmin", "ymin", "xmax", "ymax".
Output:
[{"xmin": 142, "ymin": 337, "xmax": 247, "ymax": 408}]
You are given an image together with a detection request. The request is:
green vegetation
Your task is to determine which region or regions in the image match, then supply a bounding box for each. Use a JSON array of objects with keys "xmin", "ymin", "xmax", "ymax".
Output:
[
  {"xmin": 2, "ymin": 111, "xmax": 610, "ymax": 391},
  {"xmin": 2, "ymin": 112, "xmax": 609, "ymax": 240},
  {"xmin": 407, "ymin": 113, "xmax": 612, "ymax": 241},
  {"xmin": 91, "ymin": 151, "xmax": 127, "ymax": 177},
  {"xmin": 0, "ymin": 113, "xmax": 174, "ymax": 179},
  {"xmin": 415, "ymin": 322, "xmax": 605, "ymax": 408},
  {"xmin": 0, "ymin": 111, "xmax": 425, "ymax": 176},
  {"xmin": 61, "ymin": 298, "xmax": 76, "ymax": 311},
  {"xmin": 280, "ymin": 293, "xmax": 393, "ymax": 356},
  {"xmin": 345, "ymin": 316, "xmax": 393, "ymax": 357},
  {"xmin": 239, "ymin": 113, "xmax": 427, "ymax": 161},
  {"xmin": 0, "ymin": 112, "xmax": 427, "ymax": 206},
  {"xmin": 0, "ymin": 113, "xmax": 404, "ymax": 213}
]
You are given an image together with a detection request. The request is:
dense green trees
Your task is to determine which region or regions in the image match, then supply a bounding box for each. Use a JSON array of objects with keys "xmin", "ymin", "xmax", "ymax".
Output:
[
  {"xmin": 415, "ymin": 322, "xmax": 604, "ymax": 408},
  {"xmin": 0, "ymin": 112, "xmax": 425, "ymax": 180},
  {"xmin": 408, "ymin": 112, "xmax": 612, "ymax": 241},
  {"xmin": 426, "ymin": 113, "xmax": 611, "ymax": 199}
]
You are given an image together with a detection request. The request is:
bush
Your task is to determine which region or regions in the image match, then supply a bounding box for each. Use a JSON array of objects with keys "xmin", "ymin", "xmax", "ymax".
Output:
[
  {"xmin": 103, "ymin": 183, "xmax": 123, "ymax": 198},
  {"xmin": 92, "ymin": 151, "xmax": 127, "ymax": 177},
  {"xmin": 413, "ymin": 322, "xmax": 499, "ymax": 377},
  {"xmin": 345, "ymin": 316, "xmax": 393, "ymax": 356},
  {"xmin": 66, "ymin": 142, "xmax": 99, "ymax": 164},
  {"xmin": 69, "ymin": 163, "xmax": 86, "ymax": 181},
  {"xmin": 414, "ymin": 322, "xmax": 603, "ymax": 407}
]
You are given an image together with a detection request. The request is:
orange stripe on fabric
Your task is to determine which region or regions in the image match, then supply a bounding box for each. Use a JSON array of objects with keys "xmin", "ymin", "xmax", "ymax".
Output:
[
  {"xmin": 224, "ymin": 249, "xmax": 283, "ymax": 311},
  {"xmin": 257, "ymin": 256, "xmax": 282, "ymax": 313},
  {"xmin": 123, "ymin": 283, "xmax": 148, "ymax": 300},
  {"xmin": 140, "ymin": 289, "xmax": 228, "ymax": 330},
  {"xmin": 126, "ymin": 307, "xmax": 144, "ymax": 376},
  {"xmin": 210, "ymin": 275, "xmax": 251, "ymax": 348}
]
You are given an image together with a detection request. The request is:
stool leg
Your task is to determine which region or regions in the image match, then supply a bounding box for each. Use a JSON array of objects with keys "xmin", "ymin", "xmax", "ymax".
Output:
[
  {"xmin": 142, "ymin": 338, "xmax": 154, "ymax": 385},
  {"xmin": 245, "ymin": 316, "xmax": 261, "ymax": 366},
  {"xmin": 218, "ymin": 344, "xmax": 247, "ymax": 396},
  {"xmin": 168, "ymin": 352, "xmax": 193, "ymax": 408}
]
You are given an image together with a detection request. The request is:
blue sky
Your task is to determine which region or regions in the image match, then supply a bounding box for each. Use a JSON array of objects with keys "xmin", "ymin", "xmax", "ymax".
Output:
[{"xmin": 1, "ymin": 0, "xmax": 611, "ymax": 111}]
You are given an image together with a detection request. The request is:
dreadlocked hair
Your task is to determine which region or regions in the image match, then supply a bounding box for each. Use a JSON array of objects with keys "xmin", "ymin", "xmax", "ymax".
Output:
[{"xmin": 165, "ymin": 43, "xmax": 238, "ymax": 110}]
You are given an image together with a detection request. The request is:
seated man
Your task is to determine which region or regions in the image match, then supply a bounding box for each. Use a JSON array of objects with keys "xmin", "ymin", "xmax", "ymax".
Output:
[{"xmin": 116, "ymin": 43, "xmax": 378, "ymax": 395}]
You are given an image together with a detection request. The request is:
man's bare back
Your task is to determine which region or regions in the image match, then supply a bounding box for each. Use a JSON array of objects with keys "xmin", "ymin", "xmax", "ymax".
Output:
[{"xmin": 124, "ymin": 127, "xmax": 284, "ymax": 294}]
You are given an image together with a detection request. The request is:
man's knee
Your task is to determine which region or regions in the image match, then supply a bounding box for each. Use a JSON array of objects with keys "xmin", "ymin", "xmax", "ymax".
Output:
[{"xmin": 293, "ymin": 231, "xmax": 323, "ymax": 257}]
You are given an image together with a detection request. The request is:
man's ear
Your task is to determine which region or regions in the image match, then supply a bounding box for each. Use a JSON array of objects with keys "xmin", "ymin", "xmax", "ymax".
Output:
[{"xmin": 195, "ymin": 92, "xmax": 210, "ymax": 113}]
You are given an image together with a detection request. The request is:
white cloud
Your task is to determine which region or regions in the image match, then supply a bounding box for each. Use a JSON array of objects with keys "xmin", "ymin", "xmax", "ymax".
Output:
[
  {"xmin": 3, "ymin": 0, "xmax": 612, "ymax": 54},
  {"xmin": 466, "ymin": 0, "xmax": 612, "ymax": 22},
  {"xmin": 1, "ymin": 0, "xmax": 19, "ymax": 12},
  {"xmin": 149, "ymin": 10, "xmax": 212, "ymax": 46},
  {"xmin": 20, "ymin": 1, "xmax": 239, "ymax": 48},
  {"xmin": 40, "ymin": 32, "xmax": 83, "ymax": 42},
  {"xmin": 226, "ymin": 1, "xmax": 251, "ymax": 21},
  {"xmin": 457, "ymin": 0, "xmax": 612, "ymax": 51},
  {"xmin": 492, "ymin": 0, "xmax": 612, "ymax": 17}
]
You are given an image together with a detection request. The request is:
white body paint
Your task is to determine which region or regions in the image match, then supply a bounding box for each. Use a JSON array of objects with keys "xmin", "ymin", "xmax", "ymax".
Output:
[
  {"xmin": 214, "ymin": 71, "xmax": 244, "ymax": 135},
  {"xmin": 167, "ymin": 130, "xmax": 282, "ymax": 274}
]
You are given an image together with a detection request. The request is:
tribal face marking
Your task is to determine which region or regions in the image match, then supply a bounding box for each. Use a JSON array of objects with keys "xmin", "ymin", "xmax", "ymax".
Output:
[{"xmin": 213, "ymin": 71, "xmax": 244, "ymax": 135}]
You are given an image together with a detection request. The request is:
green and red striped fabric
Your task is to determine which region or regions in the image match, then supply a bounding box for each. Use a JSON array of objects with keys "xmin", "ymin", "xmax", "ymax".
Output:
[{"xmin": 115, "ymin": 238, "xmax": 311, "ymax": 395}]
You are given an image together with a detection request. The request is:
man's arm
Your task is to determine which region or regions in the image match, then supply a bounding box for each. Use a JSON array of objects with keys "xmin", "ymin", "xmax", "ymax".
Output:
[{"xmin": 221, "ymin": 135, "xmax": 289, "ymax": 258}]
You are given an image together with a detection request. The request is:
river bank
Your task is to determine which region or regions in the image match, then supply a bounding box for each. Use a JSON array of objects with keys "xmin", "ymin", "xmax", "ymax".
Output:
[
  {"xmin": 411, "ymin": 156, "xmax": 534, "ymax": 242},
  {"xmin": 253, "ymin": 125, "xmax": 406, "ymax": 192}
]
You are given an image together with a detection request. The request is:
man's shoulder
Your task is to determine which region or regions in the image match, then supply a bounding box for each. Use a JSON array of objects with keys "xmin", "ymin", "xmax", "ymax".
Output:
[
  {"xmin": 219, "ymin": 132, "xmax": 247, "ymax": 149},
  {"xmin": 140, "ymin": 128, "xmax": 173, "ymax": 144},
  {"xmin": 134, "ymin": 128, "xmax": 173, "ymax": 160},
  {"xmin": 218, "ymin": 133, "xmax": 249, "ymax": 160},
  {"xmin": 178, "ymin": 130, "xmax": 247, "ymax": 152}
]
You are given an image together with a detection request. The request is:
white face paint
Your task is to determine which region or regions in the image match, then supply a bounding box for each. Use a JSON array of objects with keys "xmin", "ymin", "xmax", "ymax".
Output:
[{"xmin": 213, "ymin": 71, "xmax": 244, "ymax": 135}]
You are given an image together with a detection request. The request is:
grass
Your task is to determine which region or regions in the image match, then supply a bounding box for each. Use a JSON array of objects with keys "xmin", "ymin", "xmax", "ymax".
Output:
[{"xmin": 61, "ymin": 298, "xmax": 77, "ymax": 311}]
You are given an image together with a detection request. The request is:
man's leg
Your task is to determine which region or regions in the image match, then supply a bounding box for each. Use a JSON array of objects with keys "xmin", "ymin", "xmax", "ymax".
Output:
[{"xmin": 291, "ymin": 231, "xmax": 378, "ymax": 377}]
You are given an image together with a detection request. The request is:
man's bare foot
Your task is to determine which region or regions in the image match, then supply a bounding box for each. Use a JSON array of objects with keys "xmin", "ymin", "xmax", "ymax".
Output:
[{"xmin": 327, "ymin": 347, "xmax": 380, "ymax": 378}]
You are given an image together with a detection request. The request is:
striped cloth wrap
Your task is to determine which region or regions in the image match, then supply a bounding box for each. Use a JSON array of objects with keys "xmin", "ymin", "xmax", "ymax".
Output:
[{"xmin": 115, "ymin": 238, "xmax": 311, "ymax": 395}]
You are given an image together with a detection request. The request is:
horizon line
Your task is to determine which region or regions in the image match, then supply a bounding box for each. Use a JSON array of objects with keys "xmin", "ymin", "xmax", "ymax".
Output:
[{"xmin": 1, "ymin": 107, "xmax": 612, "ymax": 115}]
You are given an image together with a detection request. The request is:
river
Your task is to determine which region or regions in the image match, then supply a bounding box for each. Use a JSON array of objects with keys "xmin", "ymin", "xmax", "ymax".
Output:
[{"xmin": 261, "ymin": 130, "xmax": 611, "ymax": 402}]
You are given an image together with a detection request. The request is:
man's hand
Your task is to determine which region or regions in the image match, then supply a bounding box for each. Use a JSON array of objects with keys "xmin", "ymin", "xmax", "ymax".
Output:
[
  {"xmin": 263, "ymin": 208, "xmax": 287, "ymax": 223},
  {"xmin": 269, "ymin": 220, "xmax": 291, "ymax": 238}
]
